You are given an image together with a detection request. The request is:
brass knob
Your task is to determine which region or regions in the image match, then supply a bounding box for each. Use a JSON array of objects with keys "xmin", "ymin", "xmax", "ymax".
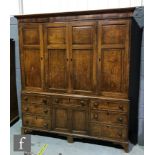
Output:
[
  {"xmin": 24, "ymin": 97, "xmax": 28, "ymax": 101},
  {"xmin": 55, "ymin": 99, "xmax": 59, "ymax": 103},
  {"xmin": 119, "ymin": 105, "xmax": 123, "ymax": 110},
  {"xmin": 42, "ymin": 99, "xmax": 47, "ymax": 104},
  {"xmin": 94, "ymin": 102, "xmax": 99, "ymax": 107},
  {"xmin": 44, "ymin": 110, "xmax": 48, "ymax": 114},
  {"xmin": 44, "ymin": 123, "xmax": 48, "ymax": 129},
  {"xmin": 118, "ymin": 132, "xmax": 122, "ymax": 137},
  {"xmin": 118, "ymin": 117, "xmax": 123, "ymax": 123},
  {"xmin": 24, "ymin": 107, "xmax": 29, "ymax": 112},
  {"xmin": 80, "ymin": 100, "xmax": 85, "ymax": 106},
  {"xmin": 94, "ymin": 113, "xmax": 98, "ymax": 119}
]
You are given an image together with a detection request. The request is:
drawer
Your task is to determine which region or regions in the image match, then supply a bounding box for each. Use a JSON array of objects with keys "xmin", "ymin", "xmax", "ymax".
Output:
[
  {"xmin": 70, "ymin": 98, "xmax": 89, "ymax": 108},
  {"xmin": 22, "ymin": 95, "xmax": 49, "ymax": 106},
  {"xmin": 22, "ymin": 103, "xmax": 51, "ymax": 117},
  {"xmin": 23, "ymin": 115, "xmax": 51, "ymax": 130},
  {"xmin": 90, "ymin": 123, "xmax": 127, "ymax": 141},
  {"xmin": 52, "ymin": 96, "xmax": 89, "ymax": 108},
  {"xmin": 90, "ymin": 110, "xmax": 128, "ymax": 125},
  {"xmin": 91, "ymin": 100, "xmax": 128, "ymax": 112},
  {"xmin": 91, "ymin": 100, "xmax": 108, "ymax": 110}
]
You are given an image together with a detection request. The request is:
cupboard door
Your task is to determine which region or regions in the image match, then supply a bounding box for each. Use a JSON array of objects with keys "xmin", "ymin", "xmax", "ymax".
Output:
[
  {"xmin": 71, "ymin": 108, "xmax": 88, "ymax": 135},
  {"xmin": 19, "ymin": 24, "xmax": 44, "ymax": 91},
  {"xmin": 98, "ymin": 20, "xmax": 130, "ymax": 98},
  {"xmin": 53, "ymin": 106, "xmax": 70, "ymax": 132},
  {"xmin": 44, "ymin": 23, "xmax": 69, "ymax": 93},
  {"xmin": 70, "ymin": 22, "xmax": 97, "ymax": 94}
]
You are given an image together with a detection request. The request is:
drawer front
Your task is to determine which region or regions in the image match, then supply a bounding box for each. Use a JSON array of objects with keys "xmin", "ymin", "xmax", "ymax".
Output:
[
  {"xmin": 90, "ymin": 110, "xmax": 127, "ymax": 125},
  {"xmin": 52, "ymin": 96, "xmax": 89, "ymax": 108},
  {"xmin": 91, "ymin": 100, "xmax": 128, "ymax": 112},
  {"xmin": 102, "ymin": 125, "xmax": 127, "ymax": 141},
  {"xmin": 22, "ymin": 103, "xmax": 51, "ymax": 117},
  {"xmin": 22, "ymin": 95, "xmax": 49, "ymax": 106},
  {"xmin": 23, "ymin": 115, "xmax": 51, "ymax": 130},
  {"xmin": 90, "ymin": 123, "xmax": 127, "ymax": 141}
]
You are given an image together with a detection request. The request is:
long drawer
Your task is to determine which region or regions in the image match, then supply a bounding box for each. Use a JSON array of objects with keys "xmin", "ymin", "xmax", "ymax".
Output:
[
  {"xmin": 90, "ymin": 110, "xmax": 128, "ymax": 125},
  {"xmin": 23, "ymin": 115, "xmax": 51, "ymax": 130},
  {"xmin": 90, "ymin": 99, "xmax": 129, "ymax": 112},
  {"xmin": 90, "ymin": 123, "xmax": 127, "ymax": 141},
  {"xmin": 22, "ymin": 103, "xmax": 51, "ymax": 117}
]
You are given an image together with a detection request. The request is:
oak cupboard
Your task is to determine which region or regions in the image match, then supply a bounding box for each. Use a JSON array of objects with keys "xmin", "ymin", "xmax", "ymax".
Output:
[{"xmin": 15, "ymin": 7, "xmax": 142, "ymax": 152}]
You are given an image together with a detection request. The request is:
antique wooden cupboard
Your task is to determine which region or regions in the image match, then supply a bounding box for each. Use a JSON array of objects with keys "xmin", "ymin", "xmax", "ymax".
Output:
[{"xmin": 15, "ymin": 7, "xmax": 142, "ymax": 152}]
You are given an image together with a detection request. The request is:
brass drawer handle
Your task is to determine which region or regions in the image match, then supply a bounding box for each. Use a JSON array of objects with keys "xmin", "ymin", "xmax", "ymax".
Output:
[
  {"xmin": 93, "ymin": 113, "xmax": 98, "ymax": 120},
  {"xmin": 93, "ymin": 102, "xmax": 99, "ymax": 107},
  {"xmin": 119, "ymin": 105, "xmax": 124, "ymax": 110},
  {"xmin": 55, "ymin": 99, "xmax": 59, "ymax": 103},
  {"xmin": 43, "ymin": 123, "xmax": 48, "ymax": 129},
  {"xmin": 80, "ymin": 100, "xmax": 86, "ymax": 106},
  {"xmin": 117, "ymin": 117, "xmax": 123, "ymax": 123},
  {"xmin": 24, "ymin": 97, "xmax": 28, "ymax": 101},
  {"xmin": 118, "ymin": 132, "xmax": 123, "ymax": 137},
  {"xmin": 24, "ymin": 107, "xmax": 29, "ymax": 112},
  {"xmin": 44, "ymin": 110, "xmax": 48, "ymax": 114},
  {"xmin": 42, "ymin": 99, "xmax": 47, "ymax": 104}
]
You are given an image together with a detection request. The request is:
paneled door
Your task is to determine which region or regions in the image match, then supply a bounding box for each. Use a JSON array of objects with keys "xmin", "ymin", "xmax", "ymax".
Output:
[
  {"xmin": 97, "ymin": 20, "xmax": 130, "ymax": 98},
  {"xmin": 70, "ymin": 22, "xmax": 97, "ymax": 95},
  {"xmin": 19, "ymin": 24, "xmax": 44, "ymax": 91},
  {"xmin": 44, "ymin": 23, "xmax": 69, "ymax": 93}
]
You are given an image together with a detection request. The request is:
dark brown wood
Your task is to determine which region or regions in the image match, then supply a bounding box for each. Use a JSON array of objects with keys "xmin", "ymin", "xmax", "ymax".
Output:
[
  {"xmin": 15, "ymin": 7, "xmax": 142, "ymax": 152},
  {"xmin": 10, "ymin": 39, "xmax": 19, "ymax": 124}
]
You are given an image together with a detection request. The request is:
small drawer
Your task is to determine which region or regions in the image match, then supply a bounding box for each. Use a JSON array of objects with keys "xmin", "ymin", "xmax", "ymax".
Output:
[
  {"xmin": 70, "ymin": 98, "xmax": 89, "ymax": 107},
  {"xmin": 52, "ymin": 97, "xmax": 69, "ymax": 106},
  {"xmin": 22, "ymin": 95, "xmax": 49, "ymax": 106},
  {"xmin": 90, "ymin": 123, "xmax": 127, "ymax": 141},
  {"xmin": 90, "ymin": 111, "xmax": 128, "ymax": 125},
  {"xmin": 102, "ymin": 125, "xmax": 127, "ymax": 141},
  {"xmin": 109, "ymin": 102, "xmax": 128, "ymax": 112},
  {"xmin": 23, "ymin": 115, "xmax": 51, "ymax": 130},
  {"xmin": 90, "ymin": 100, "xmax": 109, "ymax": 110},
  {"xmin": 91, "ymin": 110, "xmax": 128, "ymax": 125},
  {"xmin": 22, "ymin": 104, "xmax": 51, "ymax": 117}
]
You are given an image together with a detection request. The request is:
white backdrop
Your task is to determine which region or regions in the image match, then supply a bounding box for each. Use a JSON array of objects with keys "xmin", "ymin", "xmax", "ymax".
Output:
[{"xmin": 21, "ymin": 0, "xmax": 143, "ymax": 14}]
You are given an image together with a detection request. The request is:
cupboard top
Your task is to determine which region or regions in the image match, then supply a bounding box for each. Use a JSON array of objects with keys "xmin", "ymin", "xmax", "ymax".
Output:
[{"xmin": 14, "ymin": 7, "xmax": 135, "ymax": 22}]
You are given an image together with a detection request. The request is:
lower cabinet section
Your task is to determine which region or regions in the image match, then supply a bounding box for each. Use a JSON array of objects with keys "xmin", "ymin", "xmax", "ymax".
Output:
[{"xmin": 22, "ymin": 93, "xmax": 129, "ymax": 152}]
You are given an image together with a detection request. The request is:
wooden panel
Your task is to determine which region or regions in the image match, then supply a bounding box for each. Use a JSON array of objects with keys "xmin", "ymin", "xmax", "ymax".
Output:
[
  {"xmin": 72, "ymin": 49, "xmax": 93, "ymax": 91},
  {"xmin": 47, "ymin": 27, "xmax": 66, "ymax": 44},
  {"xmin": 102, "ymin": 24, "xmax": 127, "ymax": 45},
  {"xmin": 101, "ymin": 49, "xmax": 122, "ymax": 92},
  {"xmin": 24, "ymin": 49, "xmax": 41, "ymax": 88},
  {"xmin": 72, "ymin": 26, "xmax": 93, "ymax": 44},
  {"xmin": 53, "ymin": 107, "xmax": 69, "ymax": 132},
  {"xmin": 72, "ymin": 109, "xmax": 88, "ymax": 134},
  {"xmin": 23, "ymin": 28, "xmax": 40, "ymax": 45},
  {"xmin": 48, "ymin": 49, "xmax": 67, "ymax": 90}
]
